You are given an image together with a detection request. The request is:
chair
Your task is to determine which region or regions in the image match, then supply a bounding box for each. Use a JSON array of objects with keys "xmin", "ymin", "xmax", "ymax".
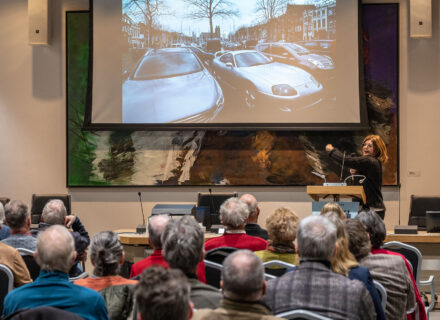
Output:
[
  {"xmin": 275, "ymin": 309, "xmax": 332, "ymax": 319},
  {"xmin": 204, "ymin": 247, "xmax": 237, "ymax": 288},
  {"xmin": 373, "ymin": 280, "xmax": 387, "ymax": 311},
  {"xmin": 16, "ymin": 248, "xmax": 40, "ymax": 281},
  {"xmin": 382, "ymin": 241, "xmax": 436, "ymax": 314},
  {"xmin": 69, "ymin": 271, "xmax": 89, "ymax": 283},
  {"xmin": 0, "ymin": 264, "xmax": 14, "ymax": 316},
  {"xmin": 263, "ymin": 260, "xmax": 296, "ymax": 277},
  {"xmin": 408, "ymin": 195, "xmax": 440, "ymax": 230},
  {"xmin": 197, "ymin": 192, "xmax": 237, "ymax": 230},
  {"xmin": 30, "ymin": 194, "xmax": 71, "ymax": 224},
  {"xmin": 2, "ymin": 306, "xmax": 84, "ymax": 320}
]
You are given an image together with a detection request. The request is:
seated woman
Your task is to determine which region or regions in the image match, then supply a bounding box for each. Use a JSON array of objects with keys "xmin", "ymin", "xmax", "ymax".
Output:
[
  {"xmin": 75, "ymin": 231, "xmax": 137, "ymax": 320},
  {"xmin": 320, "ymin": 202, "xmax": 346, "ymax": 219},
  {"xmin": 323, "ymin": 212, "xmax": 385, "ymax": 320},
  {"xmin": 255, "ymin": 207, "xmax": 300, "ymax": 272}
]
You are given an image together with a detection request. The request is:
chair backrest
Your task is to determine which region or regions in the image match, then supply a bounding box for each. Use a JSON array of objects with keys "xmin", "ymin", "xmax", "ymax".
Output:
[
  {"xmin": 373, "ymin": 280, "xmax": 387, "ymax": 311},
  {"xmin": 69, "ymin": 272, "xmax": 89, "ymax": 283},
  {"xmin": 30, "ymin": 194, "xmax": 71, "ymax": 224},
  {"xmin": 0, "ymin": 264, "xmax": 14, "ymax": 316},
  {"xmin": 263, "ymin": 260, "xmax": 296, "ymax": 277},
  {"xmin": 16, "ymin": 248, "xmax": 40, "ymax": 281},
  {"xmin": 408, "ymin": 195, "xmax": 440, "ymax": 230},
  {"xmin": 382, "ymin": 241, "xmax": 421, "ymax": 285},
  {"xmin": 204, "ymin": 247, "xmax": 237, "ymax": 288},
  {"xmin": 275, "ymin": 309, "xmax": 332, "ymax": 319}
]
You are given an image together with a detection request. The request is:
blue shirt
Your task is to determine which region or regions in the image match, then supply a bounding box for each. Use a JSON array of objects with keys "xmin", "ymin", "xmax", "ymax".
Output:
[
  {"xmin": 3, "ymin": 270, "xmax": 109, "ymax": 320},
  {"xmin": 0, "ymin": 224, "xmax": 11, "ymax": 240}
]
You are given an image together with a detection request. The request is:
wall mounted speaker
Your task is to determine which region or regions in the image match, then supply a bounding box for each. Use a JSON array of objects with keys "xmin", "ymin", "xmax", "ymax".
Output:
[
  {"xmin": 28, "ymin": 0, "xmax": 50, "ymax": 45},
  {"xmin": 410, "ymin": 0, "xmax": 432, "ymax": 38}
]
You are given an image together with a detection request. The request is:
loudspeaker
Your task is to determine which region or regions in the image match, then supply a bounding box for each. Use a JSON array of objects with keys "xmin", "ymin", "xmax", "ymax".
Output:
[
  {"xmin": 28, "ymin": 0, "xmax": 50, "ymax": 45},
  {"xmin": 410, "ymin": 0, "xmax": 432, "ymax": 38}
]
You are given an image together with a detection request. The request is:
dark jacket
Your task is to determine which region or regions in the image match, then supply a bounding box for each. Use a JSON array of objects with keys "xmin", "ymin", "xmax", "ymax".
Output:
[
  {"xmin": 245, "ymin": 223, "xmax": 269, "ymax": 240},
  {"xmin": 187, "ymin": 276, "xmax": 221, "ymax": 309},
  {"xmin": 99, "ymin": 284, "xmax": 135, "ymax": 320},
  {"xmin": 3, "ymin": 306, "xmax": 84, "ymax": 320}
]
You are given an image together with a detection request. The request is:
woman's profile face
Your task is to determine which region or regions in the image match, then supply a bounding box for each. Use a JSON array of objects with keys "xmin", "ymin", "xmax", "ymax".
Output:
[{"xmin": 362, "ymin": 139, "xmax": 375, "ymax": 157}]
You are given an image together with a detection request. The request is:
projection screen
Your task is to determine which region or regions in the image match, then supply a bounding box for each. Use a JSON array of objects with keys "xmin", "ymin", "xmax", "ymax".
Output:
[{"xmin": 86, "ymin": 0, "xmax": 368, "ymax": 130}]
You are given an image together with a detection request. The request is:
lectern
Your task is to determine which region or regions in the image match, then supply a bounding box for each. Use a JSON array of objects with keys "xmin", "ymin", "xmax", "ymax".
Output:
[{"xmin": 306, "ymin": 185, "xmax": 366, "ymax": 203}]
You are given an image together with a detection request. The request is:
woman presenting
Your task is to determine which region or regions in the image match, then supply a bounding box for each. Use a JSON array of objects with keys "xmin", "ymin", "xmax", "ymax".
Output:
[{"xmin": 325, "ymin": 134, "xmax": 388, "ymax": 219}]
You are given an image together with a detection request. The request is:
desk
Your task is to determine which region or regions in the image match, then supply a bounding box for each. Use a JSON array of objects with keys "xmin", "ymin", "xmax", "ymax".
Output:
[{"xmin": 386, "ymin": 231, "xmax": 440, "ymax": 244}]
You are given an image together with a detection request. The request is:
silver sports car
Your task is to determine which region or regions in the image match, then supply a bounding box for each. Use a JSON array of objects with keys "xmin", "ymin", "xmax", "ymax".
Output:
[
  {"xmin": 212, "ymin": 50, "xmax": 322, "ymax": 111},
  {"xmin": 123, "ymin": 48, "xmax": 224, "ymax": 123}
]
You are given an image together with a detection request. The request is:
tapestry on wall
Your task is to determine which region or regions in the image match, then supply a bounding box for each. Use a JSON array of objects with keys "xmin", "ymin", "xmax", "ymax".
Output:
[{"xmin": 67, "ymin": 4, "xmax": 399, "ymax": 186}]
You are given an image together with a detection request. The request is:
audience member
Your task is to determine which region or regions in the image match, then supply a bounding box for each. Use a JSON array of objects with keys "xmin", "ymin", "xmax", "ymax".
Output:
[
  {"xmin": 75, "ymin": 231, "xmax": 137, "ymax": 320},
  {"xmin": 31, "ymin": 199, "xmax": 90, "ymax": 277},
  {"xmin": 323, "ymin": 212, "xmax": 385, "ymax": 320},
  {"xmin": 0, "ymin": 202, "xmax": 11, "ymax": 240},
  {"xmin": 130, "ymin": 214, "xmax": 206, "ymax": 282},
  {"xmin": 320, "ymin": 202, "xmax": 346, "ymax": 219},
  {"xmin": 0, "ymin": 242, "xmax": 32, "ymax": 287},
  {"xmin": 130, "ymin": 214, "xmax": 170, "ymax": 277},
  {"xmin": 193, "ymin": 250, "xmax": 278, "ymax": 320},
  {"xmin": 205, "ymin": 198, "xmax": 267, "ymax": 251},
  {"xmin": 255, "ymin": 207, "xmax": 299, "ymax": 266},
  {"xmin": 345, "ymin": 218, "xmax": 416, "ymax": 320},
  {"xmin": 356, "ymin": 210, "xmax": 426, "ymax": 320},
  {"xmin": 2, "ymin": 200, "xmax": 37, "ymax": 251},
  {"xmin": 3, "ymin": 225, "xmax": 108, "ymax": 320},
  {"xmin": 162, "ymin": 215, "xmax": 221, "ymax": 309},
  {"xmin": 263, "ymin": 215, "xmax": 376, "ymax": 320},
  {"xmin": 135, "ymin": 266, "xmax": 193, "ymax": 320},
  {"xmin": 240, "ymin": 194, "xmax": 268, "ymax": 240}
]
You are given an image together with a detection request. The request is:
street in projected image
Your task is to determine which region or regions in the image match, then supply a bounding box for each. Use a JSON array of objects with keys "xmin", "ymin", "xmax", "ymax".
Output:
[{"xmin": 121, "ymin": 0, "xmax": 336, "ymax": 124}]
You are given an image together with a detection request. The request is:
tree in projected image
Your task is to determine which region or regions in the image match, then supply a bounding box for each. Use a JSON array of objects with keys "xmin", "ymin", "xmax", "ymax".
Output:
[{"xmin": 183, "ymin": 0, "xmax": 239, "ymax": 37}]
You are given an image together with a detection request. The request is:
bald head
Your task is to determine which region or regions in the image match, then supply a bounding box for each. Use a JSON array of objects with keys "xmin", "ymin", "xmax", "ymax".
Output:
[
  {"xmin": 148, "ymin": 214, "xmax": 170, "ymax": 249},
  {"xmin": 239, "ymin": 194, "xmax": 259, "ymax": 222},
  {"xmin": 222, "ymin": 250, "xmax": 265, "ymax": 301},
  {"xmin": 35, "ymin": 225, "xmax": 76, "ymax": 273}
]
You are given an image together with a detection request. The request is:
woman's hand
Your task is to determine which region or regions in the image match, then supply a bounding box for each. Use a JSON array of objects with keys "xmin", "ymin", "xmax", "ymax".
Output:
[
  {"xmin": 350, "ymin": 168, "xmax": 357, "ymax": 175},
  {"xmin": 325, "ymin": 144, "xmax": 334, "ymax": 152}
]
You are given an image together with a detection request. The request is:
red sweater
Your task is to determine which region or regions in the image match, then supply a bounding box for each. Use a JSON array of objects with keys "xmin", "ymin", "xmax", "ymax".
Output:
[
  {"xmin": 372, "ymin": 248, "xmax": 427, "ymax": 320},
  {"xmin": 205, "ymin": 233, "xmax": 268, "ymax": 252},
  {"xmin": 129, "ymin": 249, "xmax": 206, "ymax": 283}
]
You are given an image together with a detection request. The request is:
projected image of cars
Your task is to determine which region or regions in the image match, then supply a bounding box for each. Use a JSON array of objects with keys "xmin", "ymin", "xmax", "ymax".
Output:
[
  {"xmin": 123, "ymin": 48, "xmax": 224, "ymax": 123},
  {"xmin": 256, "ymin": 42, "xmax": 334, "ymax": 83},
  {"xmin": 212, "ymin": 50, "xmax": 323, "ymax": 111}
]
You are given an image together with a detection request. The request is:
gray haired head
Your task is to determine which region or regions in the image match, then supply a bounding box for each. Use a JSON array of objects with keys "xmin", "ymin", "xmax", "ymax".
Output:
[
  {"xmin": 222, "ymin": 250, "xmax": 265, "ymax": 301},
  {"xmin": 4, "ymin": 200, "xmax": 29, "ymax": 230},
  {"xmin": 42, "ymin": 199, "xmax": 67, "ymax": 225},
  {"xmin": 36, "ymin": 225, "xmax": 75, "ymax": 273},
  {"xmin": 219, "ymin": 197, "xmax": 249, "ymax": 229},
  {"xmin": 148, "ymin": 215, "xmax": 170, "ymax": 249},
  {"xmin": 162, "ymin": 216, "xmax": 204, "ymax": 275},
  {"xmin": 356, "ymin": 210, "xmax": 386, "ymax": 249},
  {"xmin": 0, "ymin": 202, "xmax": 5, "ymax": 223},
  {"xmin": 90, "ymin": 231, "xmax": 124, "ymax": 277},
  {"xmin": 297, "ymin": 215, "xmax": 337, "ymax": 261},
  {"xmin": 239, "ymin": 194, "xmax": 258, "ymax": 217}
]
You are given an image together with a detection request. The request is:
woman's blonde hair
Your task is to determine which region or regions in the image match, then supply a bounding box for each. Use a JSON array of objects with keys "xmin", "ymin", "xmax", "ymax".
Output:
[
  {"xmin": 324, "ymin": 212, "xmax": 358, "ymax": 276},
  {"xmin": 320, "ymin": 202, "xmax": 345, "ymax": 220},
  {"xmin": 363, "ymin": 134, "xmax": 388, "ymax": 164},
  {"xmin": 266, "ymin": 207, "xmax": 299, "ymax": 246}
]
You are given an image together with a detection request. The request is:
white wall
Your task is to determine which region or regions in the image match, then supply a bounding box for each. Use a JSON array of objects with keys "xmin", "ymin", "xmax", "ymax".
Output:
[{"xmin": 0, "ymin": 0, "xmax": 439, "ymax": 238}]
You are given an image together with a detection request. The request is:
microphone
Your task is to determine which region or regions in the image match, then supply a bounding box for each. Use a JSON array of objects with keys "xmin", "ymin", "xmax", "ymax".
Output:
[
  {"xmin": 311, "ymin": 171, "xmax": 326, "ymax": 184},
  {"xmin": 344, "ymin": 175, "xmax": 366, "ymax": 184},
  {"xmin": 208, "ymin": 188, "xmax": 215, "ymax": 214},
  {"xmin": 136, "ymin": 192, "xmax": 146, "ymax": 234},
  {"xmin": 339, "ymin": 151, "xmax": 346, "ymax": 182}
]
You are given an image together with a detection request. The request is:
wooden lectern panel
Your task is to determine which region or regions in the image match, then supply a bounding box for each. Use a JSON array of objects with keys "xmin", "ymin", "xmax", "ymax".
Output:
[{"xmin": 306, "ymin": 185, "xmax": 366, "ymax": 204}]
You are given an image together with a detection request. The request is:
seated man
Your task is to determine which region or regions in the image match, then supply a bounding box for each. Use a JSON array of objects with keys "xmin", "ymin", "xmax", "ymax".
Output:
[
  {"xmin": 240, "ymin": 194, "xmax": 268, "ymax": 240},
  {"xmin": 193, "ymin": 250, "xmax": 278, "ymax": 320},
  {"xmin": 204, "ymin": 198, "xmax": 267, "ymax": 251},
  {"xmin": 345, "ymin": 218, "xmax": 416, "ymax": 320},
  {"xmin": 130, "ymin": 214, "xmax": 206, "ymax": 283},
  {"xmin": 0, "ymin": 241, "xmax": 32, "ymax": 287},
  {"xmin": 31, "ymin": 199, "xmax": 90, "ymax": 277},
  {"xmin": 263, "ymin": 215, "xmax": 376, "ymax": 320},
  {"xmin": 356, "ymin": 210, "xmax": 426, "ymax": 320},
  {"xmin": 135, "ymin": 266, "xmax": 193, "ymax": 320},
  {"xmin": 130, "ymin": 214, "xmax": 170, "ymax": 277},
  {"xmin": 2, "ymin": 200, "xmax": 37, "ymax": 251},
  {"xmin": 3, "ymin": 225, "xmax": 108, "ymax": 320},
  {"xmin": 0, "ymin": 202, "xmax": 11, "ymax": 240},
  {"xmin": 162, "ymin": 215, "xmax": 221, "ymax": 309}
]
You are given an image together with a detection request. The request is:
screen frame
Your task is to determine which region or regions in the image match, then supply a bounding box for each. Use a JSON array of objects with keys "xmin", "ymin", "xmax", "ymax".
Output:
[{"xmin": 83, "ymin": 0, "xmax": 369, "ymax": 131}]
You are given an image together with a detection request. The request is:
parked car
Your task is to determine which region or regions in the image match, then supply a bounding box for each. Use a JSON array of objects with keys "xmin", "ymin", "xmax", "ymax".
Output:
[
  {"xmin": 123, "ymin": 48, "xmax": 224, "ymax": 123},
  {"xmin": 212, "ymin": 50, "xmax": 322, "ymax": 111},
  {"xmin": 256, "ymin": 42, "xmax": 334, "ymax": 83},
  {"xmin": 296, "ymin": 39, "xmax": 336, "ymax": 60}
]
